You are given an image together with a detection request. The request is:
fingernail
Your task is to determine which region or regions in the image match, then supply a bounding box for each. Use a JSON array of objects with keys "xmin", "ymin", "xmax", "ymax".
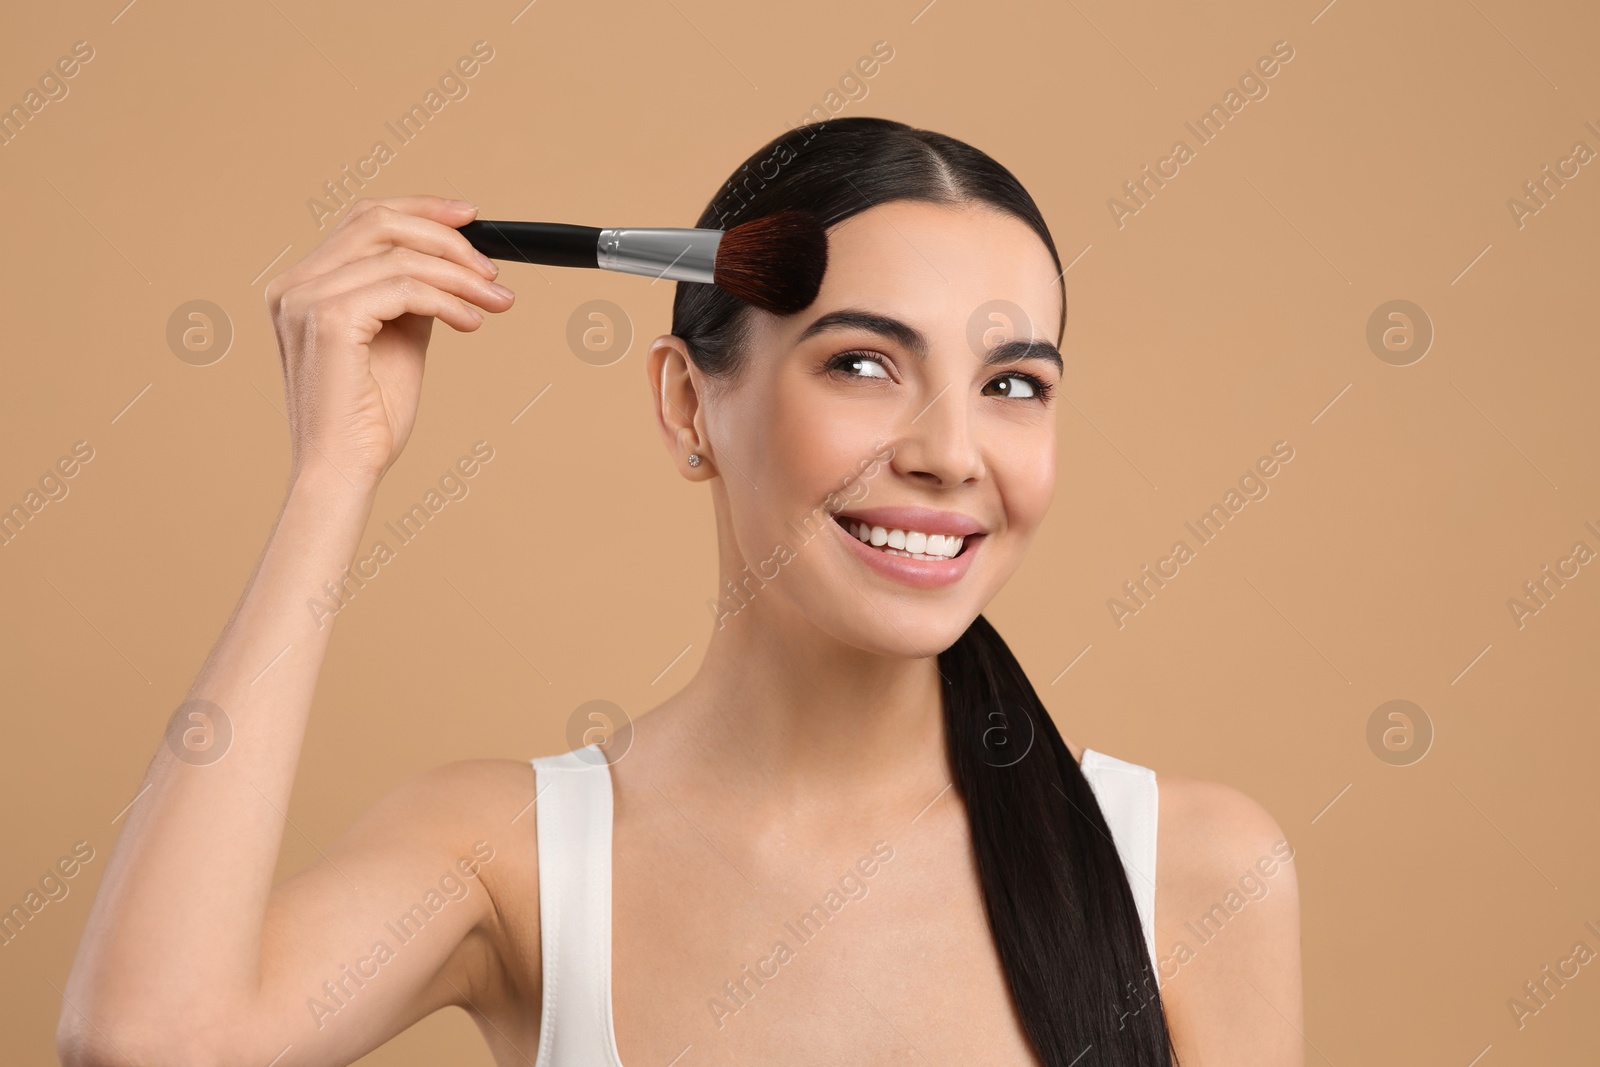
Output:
[
  {"xmin": 454, "ymin": 200, "xmax": 478, "ymax": 215},
  {"xmin": 477, "ymin": 252, "xmax": 499, "ymax": 275},
  {"xmin": 488, "ymin": 282, "xmax": 515, "ymax": 300}
]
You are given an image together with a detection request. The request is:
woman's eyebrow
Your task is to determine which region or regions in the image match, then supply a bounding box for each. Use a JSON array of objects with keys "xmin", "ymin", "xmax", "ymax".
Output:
[{"xmin": 796, "ymin": 306, "xmax": 1063, "ymax": 372}]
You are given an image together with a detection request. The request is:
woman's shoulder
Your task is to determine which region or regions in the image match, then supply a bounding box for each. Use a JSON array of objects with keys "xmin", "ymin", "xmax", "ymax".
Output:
[
  {"xmin": 366, "ymin": 757, "xmax": 540, "ymax": 861},
  {"xmin": 407, "ymin": 757, "xmax": 542, "ymax": 905},
  {"xmin": 1151, "ymin": 772, "xmax": 1298, "ymax": 931},
  {"xmin": 1146, "ymin": 767, "xmax": 1303, "ymax": 1053},
  {"xmin": 361, "ymin": 758, "xmax": 543, "ymax": 963},
  {"xmin": 1154, "ymin": 771, "xmax": 1293, "ymax": 873},
  {"xmin": 1073, "ymin": 747, "xmax": 1294, "ymax": 899},
  {"xmin": 252, "ymin": 756, "xmax": 543, "ymax": 1047},
  {"xmin": 1072, "ymin": 743, "xmax": 1291, "ymax": 881},
  {"xmin": 366, "ymin": 756, "xmax": 542, "ymax": 925}
]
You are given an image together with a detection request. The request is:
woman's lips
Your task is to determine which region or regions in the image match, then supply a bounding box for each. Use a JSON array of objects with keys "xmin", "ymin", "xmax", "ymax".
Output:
[{"xmin": 830, "ymin": 513, "xmax": 983, "ymax": 589}]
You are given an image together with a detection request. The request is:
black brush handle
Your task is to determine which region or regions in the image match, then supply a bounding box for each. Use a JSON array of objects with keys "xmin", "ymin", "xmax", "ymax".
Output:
[{"xmin": 458, "ymin": 220, "xmax": 602, "ymax": 267}]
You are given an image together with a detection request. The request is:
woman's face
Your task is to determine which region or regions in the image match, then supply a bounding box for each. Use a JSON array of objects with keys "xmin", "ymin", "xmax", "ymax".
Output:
[{"xmin": 690, "ymin": 199, "xmax": 1063, "ymax": 658}]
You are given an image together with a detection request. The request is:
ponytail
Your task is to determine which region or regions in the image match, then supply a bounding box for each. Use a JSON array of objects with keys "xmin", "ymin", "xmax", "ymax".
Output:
[{"xmin": 938, "ymin": 614, "xmax": 1179, "ymax": 1065}]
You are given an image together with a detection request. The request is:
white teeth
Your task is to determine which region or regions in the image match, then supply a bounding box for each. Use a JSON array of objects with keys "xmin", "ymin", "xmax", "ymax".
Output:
[{"xmin": 843, "ymin": 519, "xmax": 966, "ymax": 560}]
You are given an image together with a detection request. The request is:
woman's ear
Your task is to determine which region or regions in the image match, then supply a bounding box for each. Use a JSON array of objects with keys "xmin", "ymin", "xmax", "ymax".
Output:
[{"xmin": 646, "ymin": 334, "xmax": 715, "ymax": 479}]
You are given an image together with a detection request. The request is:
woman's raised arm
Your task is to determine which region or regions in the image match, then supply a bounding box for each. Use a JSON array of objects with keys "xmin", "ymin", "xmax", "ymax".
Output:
[{"xmin": 57, "ymin": 196, "xmax": 527, "ymax": 1067}]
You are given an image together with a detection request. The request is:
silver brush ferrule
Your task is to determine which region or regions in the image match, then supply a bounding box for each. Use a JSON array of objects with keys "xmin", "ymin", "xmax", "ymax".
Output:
[{"xmin": 596, "ymin": 227, "xmax": 721, "ymax": 284}]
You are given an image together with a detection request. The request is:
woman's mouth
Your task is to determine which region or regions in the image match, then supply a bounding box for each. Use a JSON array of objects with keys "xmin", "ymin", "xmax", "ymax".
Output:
[
  {"xmin": 833, "ymin": 514, "xmax": 970, "ymax": 560},
  {"xmin": 829, "ymin": 512, "xmax": 985, "ymax": 589}
]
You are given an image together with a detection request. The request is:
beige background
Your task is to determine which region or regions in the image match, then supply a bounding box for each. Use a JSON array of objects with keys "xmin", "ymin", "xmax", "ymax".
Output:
[{"xmin": 3, "ymin": 0, "xmax": 1597, "ymax": 1062}]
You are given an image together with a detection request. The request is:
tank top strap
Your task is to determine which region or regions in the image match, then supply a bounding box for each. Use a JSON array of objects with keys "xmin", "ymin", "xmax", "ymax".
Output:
[
  {"xmin": 529, "ymin": 744, "xmax": 623, "ymax": 1067},
  {"xmin": 1079, "ymin": 747, "xmax": 1160, "ymax": 979}
]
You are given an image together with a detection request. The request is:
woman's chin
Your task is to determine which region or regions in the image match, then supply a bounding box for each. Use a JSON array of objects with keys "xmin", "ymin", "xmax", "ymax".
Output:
[{"xmin": 820, "ymin": 603, "xmax": 980, "ymax": 661}]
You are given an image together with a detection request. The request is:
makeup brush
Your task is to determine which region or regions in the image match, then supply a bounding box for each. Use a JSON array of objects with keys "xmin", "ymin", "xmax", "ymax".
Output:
[{"xmin": 457, "ymin": 210, "xmax": 829, "ymax": 316}]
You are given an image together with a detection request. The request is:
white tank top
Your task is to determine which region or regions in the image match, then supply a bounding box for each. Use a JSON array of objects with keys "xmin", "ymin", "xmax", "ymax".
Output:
[{"xmin": 527, "ymin": 743, "xmax": 1159, "ymax": 1067}]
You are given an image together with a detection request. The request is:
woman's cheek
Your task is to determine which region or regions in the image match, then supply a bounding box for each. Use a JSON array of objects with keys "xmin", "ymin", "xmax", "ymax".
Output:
[
  {"xmin": 1008, "ymin": 448, "xmax": 1057, "ymax": 535},
  {"xmin": 806, "ymin": 406, "xmax": 884, "ymax": 478}
]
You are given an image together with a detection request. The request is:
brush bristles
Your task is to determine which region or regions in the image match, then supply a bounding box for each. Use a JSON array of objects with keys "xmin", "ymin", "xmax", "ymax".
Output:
[{"xmin": 712, "ymin": 210, "xmax": 829, "ymax": 316}]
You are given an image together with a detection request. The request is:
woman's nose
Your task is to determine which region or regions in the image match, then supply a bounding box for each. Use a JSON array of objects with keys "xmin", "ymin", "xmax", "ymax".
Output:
[{"xmin": 887, "ymin": 384, "xmax": 984, "ymax": 487}]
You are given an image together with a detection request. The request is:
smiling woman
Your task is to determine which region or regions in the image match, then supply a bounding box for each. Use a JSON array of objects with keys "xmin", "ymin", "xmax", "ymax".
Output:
[
  {"xmin": 633, "ymin": 117, "xmax": 1181, "ymax": 1066},
  {"xmin": 57, "ymin": 117, "xmax": 1300, "ymax": 1067}
]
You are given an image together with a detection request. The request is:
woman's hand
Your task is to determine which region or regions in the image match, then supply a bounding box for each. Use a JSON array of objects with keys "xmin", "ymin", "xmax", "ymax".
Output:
[
  {"xmin": 57, "ymin": 195, "xmax": 526, "ymax": 1067},
  {"xmin": 263, "ymin": 195, "xmax": 515, "ymax": 490}
]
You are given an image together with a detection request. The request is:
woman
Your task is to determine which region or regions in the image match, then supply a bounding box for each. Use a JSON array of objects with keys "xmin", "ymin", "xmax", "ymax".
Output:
[{"xmin": 57, "ymin": 117, "xmax": 1302, "ymax": 1066}]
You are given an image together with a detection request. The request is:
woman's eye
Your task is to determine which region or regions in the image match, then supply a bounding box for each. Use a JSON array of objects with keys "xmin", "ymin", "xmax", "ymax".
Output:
[
  {"xmin": 826, "ymin": 352, "xmax": 1054, "ymax": 402},
  {"xmin": 828, "ymin": 351, "xmax": 892, "ymax": 380},
  {"xmin": 985, "ymin": 373, "xmax": 1054, "ymax": 401}
]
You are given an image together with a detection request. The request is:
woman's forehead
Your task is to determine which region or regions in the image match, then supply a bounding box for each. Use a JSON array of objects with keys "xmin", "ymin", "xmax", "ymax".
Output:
[{"xmin": 781, "ymin": 200, "xmax": 1061, "ymax": 348}]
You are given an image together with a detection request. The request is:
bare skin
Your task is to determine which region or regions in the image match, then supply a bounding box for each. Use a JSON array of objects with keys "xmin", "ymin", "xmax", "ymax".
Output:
[{"xmin": 57, "ymin": 194, "xmax": 1302, "ymax": 1067}]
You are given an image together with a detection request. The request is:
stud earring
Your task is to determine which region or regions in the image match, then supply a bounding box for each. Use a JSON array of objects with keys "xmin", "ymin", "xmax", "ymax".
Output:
[{"xmin": 687, "ymin": 453, "xmax": 701, "ymax": 467}]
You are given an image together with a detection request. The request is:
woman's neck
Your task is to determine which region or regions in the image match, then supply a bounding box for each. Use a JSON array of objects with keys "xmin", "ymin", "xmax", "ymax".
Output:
[{"xmin": 644, "ymin": 602, "xmax": 953, "ymax": 823}]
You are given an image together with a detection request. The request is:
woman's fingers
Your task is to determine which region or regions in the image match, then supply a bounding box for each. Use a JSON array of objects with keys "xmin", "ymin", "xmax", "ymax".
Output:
[
  {"xmin": 341, "ymin": 194, "xmax": 478, "ymax": 227},
  {"xmin": 277, "ymin": 245, "xmax": 515, "ymax": 329},
  {"xmin": 321, "ymin": 272, "xmax": 495, "ymax": 339},
  {"xmin": 337, "ymin": 202, "xmax": 500, "ymax": 277},
  {"xmin": 267, "ymin": 197, "xmax": 494, "ymax": 309},
  {"xmin": 262, "ymin": 192, "xmax": 517, "ymax": 487}
]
